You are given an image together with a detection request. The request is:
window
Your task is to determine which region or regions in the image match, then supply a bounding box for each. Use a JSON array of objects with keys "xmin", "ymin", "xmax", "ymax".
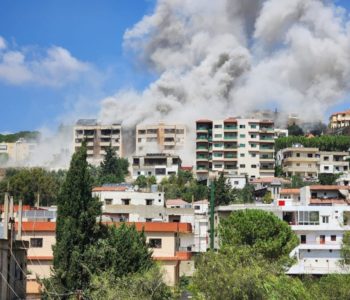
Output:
[
  {"xmin": 251, "ymin": 153, "xmax": 256, "ymax": 157},
  {"xmin": 214, "ymin": 164, "xmax": 223, "ymax": 168},
  {"xmin": 307, "ymin": 153, "xmax": 313, "ymax": 158},
  {"xmin": 234, "ymin": 181, "xmax": 239, "ymax": 185},
  {"xmin": 240, "ymin": 164, "xmax": 245, "ymax": 168},
  {"xmin": 214, "ymin": 134, "xmax": 222, "ymax": 138},
  {"xmin": 324, "ymin": 166, "xmax": 329, "ymax": 170},
  {"xmin": 104, "ymin": 199, "xmax": 112, "ymax": 205},
  {"xmin": 149, "ymin": 238, "xmax": 162, "ymax": 248},
  {"xmin": 322, "ymin": 216, "xmax": 329, "ymax": 223},
  {"xmin": 239, "ymin": 143, "xmax": 245, "ymax": 148},
  {"xmin": 331, "ymin": 235, "xmax": 336, "ymax": 241},
  {"xmin": 239, "ymin": 125, "xmax": 245, "ymax": 128},
  {"xmin": 214, "ymin": 124, "xmax": 222, "ymax": 128},
  {"xmin": 146, "ymin": 199, "xmax": 153, "ymax": 206},
  {"xmin": 194, "ymin": 205, "xmax": 200, "ymax": 210},
  {"xmin": 251, "ymin": 134, "xmax": 256, "ymax": 139},
  {"xmin": 320, "ymin": 235, "xmax": 325, "ymax": 244},
  {"xmin": 324, "ymin": 156, "xmax": 329, "ymax": 161},
  {"xmin": 250, "ymin": 124, "xmax": 257, "ymax": 129},
  {"xmin": 298, "ymin": 211, "xmax": 319, "ymax": 225},
  {"xmin": 296, "ymin": 153, "xmax": 300, "ymax": 157},
  {"xmin": 240, "ymin": 153, "xmax": 245, "ymax": 157},
  {"xmin": 296, "ymin": 163, "xmax": 300, "ymax": 166},
  {"xmin": 122, "ymin": 199, "xmax": 130, "ymax": 205},
  {"xmin": 145, "ymin": 218, "xmax": 152, "ymax": 222},
  {"xmin": 239, "ymin": 134, "xmax": 245, "ymax": 138},
  {"xmin": 251, "ymin": 165, "xmax": 257, "ymax": 168},
  {"xmin": 30, "ymin": 238, "xmax": 43, "ymax": 248},
  {"xmin": 300, "ymin": 235, "xmax": 306, "ymax": 244},
  {"xmin": 251, "ymin": 143, "xmax": 257, "ymax": 148}
]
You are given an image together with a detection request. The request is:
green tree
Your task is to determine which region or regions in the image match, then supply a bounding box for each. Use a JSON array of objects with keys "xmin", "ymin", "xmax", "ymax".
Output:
[
  {"xmin": 87, "ymin": 266, "xmax": 172, "ymax": 300},
  {"xmin": 219, "ymin": 209, "xmax": 298, "ymax": 262},
  {"xmin": 51, "ymin": 144, "xmax": 102, "ymax": 294},
  {"xmin": 238, "ymin": 183, "xmax": 255, "ymax": 203},
  {"xmin": 341, "ymin": 231, "xmax": 350, "ymax": 265},
  {"xmin": 318, "ymin": 173, "xmax": 340, "ymax": 185},
  {"xmin": 213, "ymin": 173, "xmax": 234, "ymax": 206},
  {"xmin": 135, "ymin": 175, "xmax": 148, "ymax": 188},
  {"xmin": 100, "ymin": 145, "xmax": 129, "ymax": 184},
  {"xmin": 291, "ymin": 175, "xmax": 305, "ymax": 188},
  {"xmin": 147, "ymin": 175, "xmax": 157, "ymax": 187},
  {"xmin": 262, "ymin": 191, "xmax": 273, "ymax": 204},
  {"xmin": 190, "ymin": 247, "xmax": 311, "ymax": 300},
  {"xmin": 85, "ymin": 224, "xmax": 153, "ymax": 278}
]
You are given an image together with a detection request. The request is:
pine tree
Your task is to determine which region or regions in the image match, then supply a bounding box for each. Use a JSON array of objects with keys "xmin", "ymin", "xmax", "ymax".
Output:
[
  {"xmin": 100, "ymin": 145, "xmax": 129, "ymax": 184},
  {"xmin": 52, "ymin": 143, "xmax": 101, "ymax": 293}
]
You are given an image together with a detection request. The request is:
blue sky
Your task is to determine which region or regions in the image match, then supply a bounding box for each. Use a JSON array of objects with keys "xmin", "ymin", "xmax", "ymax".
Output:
[{"xmin": 0, "ymin": 0, "xmax": 349, "ymax": 133}]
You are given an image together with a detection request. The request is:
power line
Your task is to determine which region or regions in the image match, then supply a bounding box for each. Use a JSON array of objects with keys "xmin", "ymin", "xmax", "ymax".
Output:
[{"xmin": 0, "ymin": 269, "xmax": 20, "ymax": 299}]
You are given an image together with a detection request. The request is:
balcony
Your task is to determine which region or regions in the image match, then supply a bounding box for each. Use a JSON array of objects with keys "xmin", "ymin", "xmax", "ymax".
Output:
[
  {"xmin": 224, "ymin": 135, "xmax": 237, "ymax": 140},
  {"xmin": 259, "ymin": 127, "xmax": 274, "ymax": 133},
  {"xmin": 196, "ymin": 155, "xmax": 209, "ymax": 161},
  {"xmin": 224, "ymin": 126, "xmax": 237, "ymax": 131}
]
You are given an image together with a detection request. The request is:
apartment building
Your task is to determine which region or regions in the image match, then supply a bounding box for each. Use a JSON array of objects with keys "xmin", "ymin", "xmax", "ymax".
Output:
[
  {"xmin": 92, "ymin": 185, "xmax": 165, "ymax": 207},
  {"xmin": 136, "ymin": 123, "xmax": 186, "ymax": 155},
  {"xmin": 74, "ymin": 119, "xmax": 122, "ymax": 165},
  {"xmin": 279, "ymin": 146, "xmax": 319, "ymax": 178},
  {"xmin": 319, "ymin": 151, "xmax": 349, "ymax": 174},
  {"xmin": 0, "ymin": 138, "xmax": 37, "ymax": 165},
  {"xmin": 215, "ymin": 185, "xmax": 350, "ymax": 275},
  {"xmin": 16, "ymin": 221, "xmax": 192, "ymax": 297},
  {"xmin": 196, "ymin": 118, "xmax": 275, "ymax": 180},
  {"xmin": 132, "ymin": 153, "xmax": 181, "ymax": 183},
  {"xmin": 329, "ymin": 109, "xmax": 350, "ymax": 129}
]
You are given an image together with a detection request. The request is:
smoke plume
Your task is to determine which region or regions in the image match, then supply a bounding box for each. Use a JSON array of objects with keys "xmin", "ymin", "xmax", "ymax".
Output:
[{"xmin": 100, "ymin": 0, "xmax": 350, "ymax": 132}]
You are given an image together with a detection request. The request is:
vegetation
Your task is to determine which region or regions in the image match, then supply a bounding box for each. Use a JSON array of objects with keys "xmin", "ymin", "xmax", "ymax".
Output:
[
  {"xmin": 341, "ymin": 231, "xmax": 350, "ymax": 265},
  {"xmin": 275, "ymin": 135, "xmax": 350, "ymax": 152},
  {"xmin": 0, "ymin": 168, "xmax": 67, "ymax": 206},
  {"xmin": 0, "ymin": 131, "xmax": 40, "ymax": 143},
  {"xmin": 287, "ymin": 124, "xmax": 304, "ymax": 136},
  {"xmin": 99, "ymin": 145, "xmax": 129, "ymax": 184},
  {"xmin": 262, "ymin": 191, "xmax": 273, "ymax": 204},
  {"xmin": 159, "ymin": 170, "xmax": 208, "ymax": 201},
  {"xmin": 135, "ymin": 175, "xmax": 157, "ymax": 189},
  {"xmin": 318, "ymin": 173, "xmax": 341, "ymax": 185},
  {"xmin": 212, "ymin": 173, "xmax": 235, "ymax": 206}
]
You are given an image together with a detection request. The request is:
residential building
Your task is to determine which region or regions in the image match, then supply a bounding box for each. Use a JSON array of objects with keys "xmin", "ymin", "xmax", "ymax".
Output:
[
  {"xmin": 274, "ymin": 128, "xmax": 289, "ymax": 138},
  {"xmin": 336, "ymin": 173, "xmax": 350, "ymax": 186},
  {"xmin": 136, "ymin": 123, "xmax": 186, "ymax": 155},
  {"xmin": 195, "ymin": 118, "xmax": 275, "ymax": 180},
  {"xmin": 279, "ymin": 145, "xmax": 319, "ymax": 178},
  {"xmin": 0, "ymin": 138, "xmax": 37, "ymax": 165},
  {"xmin": 131, "ymin": 153, "xmax": 181, "ymax": 183},
  {"xmin": 319, "ymin": 151, "xmax": 349, "ymax": 174},
  {"xmin": 329, "ymin": 109, "xmax": 350, "ymax": 129},
  {"xmin": 214, "ymin": 185, "xmax": 350, "ymax": 275},
  {"xmin": 226, "ymin": 174, "xmax": 247, "ymax": 189},
  {"xmin": 16, "ymin": 221, "xmax": 192, "ymax": 296},
  {"xmin": 92, "ymin": 185, "xmax": 165, "ymax": 207},
  {"xmin": 74, "ymin": 119, "xmax": 122, "ymax": 165}
]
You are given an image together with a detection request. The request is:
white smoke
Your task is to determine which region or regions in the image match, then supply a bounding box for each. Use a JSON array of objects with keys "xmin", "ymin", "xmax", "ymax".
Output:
[{"xmin": 99, "ymin": 0, "xmax": 350, "ymax": 128}]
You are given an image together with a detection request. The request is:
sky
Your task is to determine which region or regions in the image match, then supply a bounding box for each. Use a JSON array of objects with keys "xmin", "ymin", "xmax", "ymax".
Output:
[{"xmin": 0, "ymin": 0, "xmax": 350, "ymax": 133}]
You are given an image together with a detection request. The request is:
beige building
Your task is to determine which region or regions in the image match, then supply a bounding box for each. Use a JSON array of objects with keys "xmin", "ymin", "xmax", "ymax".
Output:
[
  {"xmin": 0, "ymin": 138, "xmax": 37, "ymax": 165},
  {"xmin": 16, "ymin": 221, "xmax": 192, "ymax": 297},
  {"xmin": 319, "ymin": 151, "xmax": 349, "ymax": 174},
  {"xmin": 196, "ymin": 118, "xmax": 275, "ymax": 180},
  {"xmin": 136, "ymin": 123, "xmax": 186, "ymax": 155},
  {"xmin": 329, "ymin": 109, "xmax": 350, "ymax": 129},
  {"xmin": 74, "ymin": 119, "xmax": 122, "ymax": 165},
  {"xmin": 279, "ymin": 146, "xmax": 319, "ymax": 178}
]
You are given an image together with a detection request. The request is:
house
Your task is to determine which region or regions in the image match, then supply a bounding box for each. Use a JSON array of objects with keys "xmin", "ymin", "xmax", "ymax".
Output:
[{"xmin": 329, "ymin": 109, "xmax": 350, "ymax": 129}]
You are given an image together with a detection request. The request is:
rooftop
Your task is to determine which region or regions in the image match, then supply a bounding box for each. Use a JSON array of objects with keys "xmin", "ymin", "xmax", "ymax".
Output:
[
  {"xmin": 280, "ymin": 188, "xmax": 300, "ymax": 195},
  {"xmin": 309, "ymin": 185, "xmax": 350, "ymax": 191},
  {"xmin": 166, "ymin": 199, "xmax": 189, "ymax": 206}
]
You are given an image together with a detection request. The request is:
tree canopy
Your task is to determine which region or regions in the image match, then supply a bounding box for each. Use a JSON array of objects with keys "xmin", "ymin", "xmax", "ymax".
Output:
[{"xmin": 0, "ymin": 130, "xmax": 40, "ymax": 143}]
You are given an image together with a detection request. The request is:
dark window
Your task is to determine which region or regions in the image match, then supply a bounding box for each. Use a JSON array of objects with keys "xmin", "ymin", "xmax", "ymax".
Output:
[
  {"xmin": 149, "ymin": 238, "xmax": 162, "ymax": 248},
  {"xmin": 30, "ymin": 238, "xmax": 43, "ymax": 248},
  {"xmin": 146, "ymin": 199, "xmax": 153, "ymax": 206},
  {"xmin": 300, "ymin": 235, "xmax": 306, "ymax": 244},
  {"xmin": 194, "ymin": 205, "xmax": 200, "ymax": 210},
  {"xmin": 320, "ymin": 235, "xmax": 325, "ymax": 244},
  {"xmin": 122, "ymin": 199, "xmax": 130, "ymax": 205},
  {"xmin": 331, "ymin": 235, "xmax": 336, "ymax": 241},
  {"xmin": 104, "ymin": 199, "xmax": 112, "ymax": 205}
]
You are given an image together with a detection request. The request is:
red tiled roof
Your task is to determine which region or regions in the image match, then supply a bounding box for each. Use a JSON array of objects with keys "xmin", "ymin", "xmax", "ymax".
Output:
[
  {"xmin": 310, "ymin": 185, "xmax": 350, "ymax": 191},
  {"xmin": 251, "ymin": 177, "xmax": 290, "ymax": 184},
  {"xmin": 92, "ymin": 186, "xmax": 129, "ymax": 192},
  {"xmin": 280, "ymin": 188, "xmax": 300, "ymax": 195},
  {"xmin": 180, "ymin": 166, "xmax": 193, "ymax": 171},
  {"xmin": 196, "ymin": 119, "xmax": 212, "ymax": 123},
  {"xmin": 310, "ymin": 198, "xmax": 349, "ymax": 205},
  {"xmin": 224, "ymin": 117, "xmax": 237, "ymax": 123},
  {"xmin": 166, "ymin": 199, "xmax": 189, "ymax": 206},
  {"xmin": 331, "ymin": 109, "xmax": 350, "ymax": 116},
  {"xmin": 154, "ymin": 251, "xmax": 192, "ymax": 261}
]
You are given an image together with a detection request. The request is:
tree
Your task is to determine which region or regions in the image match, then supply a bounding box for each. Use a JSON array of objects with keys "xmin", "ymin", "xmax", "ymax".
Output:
[
  {"xmin": 135, "ymin": 175, "xmax": 148, "ymax": 188},
  {"xmin": 318, "ymin": 173, "xmax": 340, "ymax": 185},
  {"xmin": 287, "ymin": 124, "xmax": 304, "ymax": 136},
  {"xmin": 84, "ymin": 224, "xmax": 153, "ymax": 278},
  {"xmin": 87, "ymin": 266, "xmax": 172, "ymax": 300},
  {"xmin": 147, "ymin": 175, "xmax": 157, "ymax": 187},
  {"xmin": 341, "ymin": 231, "xmax": 350, "ymax": 265},
  {"xmin": 51, "ymin": 143, "xmax": 102, "ymax": 294},
  {"xmin": 238, "ymin": 183, "xmax": 255, "ymax": 203},
  {"xmin": 213, "ymin": 173, "xmax": 234, "ymax": 206},
  {"xmin": 219, "ymin": 209, "xmax": 298, "ymax": 262},
  {"xmin": 190, "ymin": 247, "xmax": 311, "ymax": 300},
  {"xmin": 100, "ymin": 145, "xmax": 129, "ymax": 184},
  {"xmin": 262, "ymin": 191, "xmax": 273, "ymax": 204},
  {"xmin": 291, "ymin": 175, "xmax": 305, "ymax": 188}
]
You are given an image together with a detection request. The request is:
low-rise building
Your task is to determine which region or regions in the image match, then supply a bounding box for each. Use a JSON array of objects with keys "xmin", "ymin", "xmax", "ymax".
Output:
[
  {"xmin": 136, "ymin": 123, "xmax": 186, "ymax": 155},
  {"xmin": 93, "ymin": 185, "xmax": 165, "ymax": 207},
  {"xmin": 329, "ymin": 109, "xmax": 350, "ymax": 129},
  {"xmin": 0, "ymin": 138, "xmax": 37, "ymax": 165},
  {"xmin": 74, "ymin": 119, "xmax": 122, "ymax": 166},
  {"xmin": 319, "ymin": 151, "xmax": 349, "ymax": 174},
  {"xmin": 131, "ymin": 153, "xmax": 181, "ymax": 183}
]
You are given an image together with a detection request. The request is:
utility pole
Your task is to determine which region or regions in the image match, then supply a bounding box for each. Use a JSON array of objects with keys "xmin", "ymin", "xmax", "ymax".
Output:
[{"xmin": 210, "ymin": 181, "xmax": 215, "ymax": 250}]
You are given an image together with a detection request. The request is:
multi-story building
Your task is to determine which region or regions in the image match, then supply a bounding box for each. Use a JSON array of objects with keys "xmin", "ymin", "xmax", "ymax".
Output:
[
  {"xmin": 196, "ymin": 118, "xmax": 275, "ymax": 180},
  {"xmin": 136, "ymin": 123, "xmax": 186, "ymax": 155},
  {"xmin": 279, "ymin": 145, "xmax": 319, "ymax": 178},
  {"xmin": 0, "ymin": 138, "xmax": 37, "ymax": 165},
  {"xmin": 74, "ymin": 119, "xmax": 122, "ymax": 165},
  {"xmin": 215, "ymin": 184, "xmax": 350, "ymax": 275},
  {"xmin": 319, "ymin": 151, "xmax": 349, "ymax": 174},
  {"xmin": 16, "ymin": 220, "xmax": 192, "ymax": 297},
  {"xmin": 131, "ymin": 153, "xmax": 181, "ymax": 183},
  {"xmin": 329, "ymin": 109, "xmax": 350, "ymax": 129}
]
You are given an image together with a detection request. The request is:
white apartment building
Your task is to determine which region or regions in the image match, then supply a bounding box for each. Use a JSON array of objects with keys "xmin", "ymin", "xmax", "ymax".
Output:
[
  {"xmin": 215, "ymin": 184, "xmax": 350, "ymax": 275},
  {"xmin": 196, "ymin": 118, "xmax": 275, "ymax": 180},
  {"xmin": 319, "ymin": 151, "xmax": 349, "ymax": 174},
  {"xmin": 92, "ymin": 185, "xmax": 165, "ymax": 207},
  {"xmin": 131, "ymin": 153, "xmax": 181, "ymax": 183},
  {"xmin": 74, "ymin": 119, "xmax": 122, "ymax": 166},
  {"xmin": 136, "ymin": 123, "xmax": 186, "ymax": 155}
]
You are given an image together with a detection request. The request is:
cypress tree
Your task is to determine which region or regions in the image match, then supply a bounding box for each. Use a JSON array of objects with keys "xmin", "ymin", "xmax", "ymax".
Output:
[{"xmin": 52, "ymin": 143, "xmax": 101, "ymax": 293}]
